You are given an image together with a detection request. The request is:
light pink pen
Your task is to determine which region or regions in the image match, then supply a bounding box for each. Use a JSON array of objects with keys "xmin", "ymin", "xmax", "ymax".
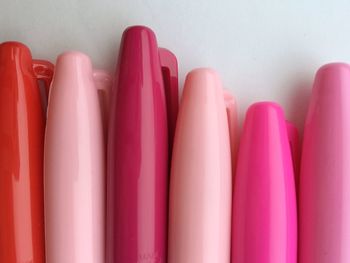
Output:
[
  {"xmin": 44, "ymin": 51, "xmax": 111, "ymax": 263},
  {"xmin": 231, "ymin": 102, "xmax": 297, "ymax": 263},
  {"xmin": 299, "ymin": 63, "xmax": 350, "ymax": 263},
  {"xmin": 168, "ymin": 68, "xmax": 237, "ymax": 263}
]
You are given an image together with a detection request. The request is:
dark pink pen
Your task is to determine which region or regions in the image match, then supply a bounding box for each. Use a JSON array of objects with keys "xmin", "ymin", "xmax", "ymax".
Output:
[{"xmin": 106, "ymin": 26, "xmax": 178, "ymax": 263}]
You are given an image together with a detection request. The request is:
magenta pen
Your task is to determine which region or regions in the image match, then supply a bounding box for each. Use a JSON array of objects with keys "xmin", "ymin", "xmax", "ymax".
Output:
[{"xmin": 106, "ymin": 26, "xmax": 178, "ymax": 263}]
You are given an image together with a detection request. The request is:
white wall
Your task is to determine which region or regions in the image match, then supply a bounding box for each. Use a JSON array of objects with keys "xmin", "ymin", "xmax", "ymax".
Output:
[{"xmin": 1, "ymin": 0, "xmax": 350, "ymax": 130}]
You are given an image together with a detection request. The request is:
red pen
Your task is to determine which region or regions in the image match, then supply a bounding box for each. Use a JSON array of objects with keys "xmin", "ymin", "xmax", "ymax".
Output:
[{"xmin": 0, "ymin": 42, "xmax": 53, "ymax": 263}]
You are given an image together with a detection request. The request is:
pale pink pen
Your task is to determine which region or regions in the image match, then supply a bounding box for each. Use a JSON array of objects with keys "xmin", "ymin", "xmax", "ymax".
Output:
[
  {"xmin": 299, "ymin": 63, "xmax": 350, "ymax": 263},
  {"xmin": 168, "ymin": 68, "xmax": 237, "ymax": 263},
  {"xmin": 44, "ymin": 52, "xmax": 111, "ymax": 263},
  {"xmin": 231, "ymin": 102, "xmax": 297, "ymax": 263}
]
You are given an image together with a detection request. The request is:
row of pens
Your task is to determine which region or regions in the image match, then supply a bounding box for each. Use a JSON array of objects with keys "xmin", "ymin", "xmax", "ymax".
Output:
[{"xmin": 0, "ymin": 24, "xmax": 348, "ymax": 263}]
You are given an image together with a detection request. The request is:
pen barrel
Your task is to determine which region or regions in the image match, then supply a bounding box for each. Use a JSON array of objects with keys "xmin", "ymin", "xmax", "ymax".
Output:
[
  {"xmin": 0, "ymin": 42, "xmax": 46, "ymax": 263},
  {"xmin": 231, "ymin": 102, "xmax": 297, "ymax": 263},
  {"xmin": 168, "ymin": 69, "xmax": 232, "ymax": 263},
  {"xmin": 44, "ymin": 52, "xmax": 106, "ymax": 263},
  {"xmin": 299, "ymin": 63, "xmax": 350, "ymax": 262},
  {"xmin": 106, "ymin": 26, "xmax": 171, "ymax": 263}
]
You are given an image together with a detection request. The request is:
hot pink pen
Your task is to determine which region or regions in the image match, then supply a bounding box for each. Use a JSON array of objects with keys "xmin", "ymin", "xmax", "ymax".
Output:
[
  {"xmin": 231, "ymin": 102, "xmax": 297, "ymax": 263},
  {"xmin": 299, "ymin": 63, "xmax": 350, "ymax": 263},
  {"xmin": 168, "ymin": 68, "xmax": 237, "ymax": 263}
]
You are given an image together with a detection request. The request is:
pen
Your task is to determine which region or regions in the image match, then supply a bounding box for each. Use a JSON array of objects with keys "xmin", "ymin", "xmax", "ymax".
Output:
[
  {"xmin": 168, "ymin": 68, "xmax": 236, "ymax": 263},
  {"xmin": 299, "ymin": 63, "xmax": 350, "ymax": 263},
  {"xmin": 106, "ymin": 26, "xmax": 178, "ymax": 263},
  {"xmin": 0, "ymin": 42, "xmax": 53, "ymax": 263},
  {"xmin": 44, "ymin": 51, "xmax": 111, "ymax": 263},
  {"xmin": 231, "ymin": 102, "xmax": 297, "ymax": 263}
]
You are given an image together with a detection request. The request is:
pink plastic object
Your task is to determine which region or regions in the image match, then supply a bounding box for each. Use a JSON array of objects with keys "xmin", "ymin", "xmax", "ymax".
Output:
[
  {"xmin": 106, "ymin": 26, "xmax": 178, "ymax": 263},
  {"xmin": 231, "ymin": 102, "xmax": 297, "ymax": 263},
  {"xmin": 44, "ymin": 51, "xmax": 111, "ymax": 263},
  {"xmin": 286, "ymin": 121, "xmax": 300, "ymax": 186},
  {"xmin": 168, "ymin": 68, "xmax": 236, "ymax": 263},
  {"xmin": 299, "ymin": 63, "xmax": 350, "ymax": 263}
]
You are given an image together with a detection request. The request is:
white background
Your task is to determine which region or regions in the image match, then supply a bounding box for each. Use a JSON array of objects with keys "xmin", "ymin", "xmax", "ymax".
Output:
[{"xmin": 1, "ymin": 0, "xmax": 350, "ymax": 131}]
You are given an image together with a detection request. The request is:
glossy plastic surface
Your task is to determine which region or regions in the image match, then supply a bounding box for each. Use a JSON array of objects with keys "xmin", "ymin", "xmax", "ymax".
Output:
[
  {"xmin": 299, "ymin": 63, "xmax": 350, "ymax": 263},
  {"xmin": 0, "ymin": 41, "xmax": 53, "ymax": 263},
  {"xmin": 106, "ymin": 26, "xmax": 178, "ymax": 263},
  {"xmin": 168, "ymin": 68, "xmax": 235, "ymax": 263},
  {"xmin": 224, "ymin": 90, "xmax": 239, "ymax": 173},
  {"xmin": 44, "ymin": 51, "xmax": 111, "ymax": 263},
  {"xmin": 286, "ymin": 121, "xmax": 300, "ymax": 186},
  {"xmin": 231, "ymin": 102, "xmax": 297, "ymax": 263}
]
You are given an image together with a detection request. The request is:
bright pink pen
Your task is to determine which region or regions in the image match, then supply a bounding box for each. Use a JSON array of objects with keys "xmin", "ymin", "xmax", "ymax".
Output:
[{"xmin": 232, "ymin": 102, "xmax": 297, "ymax": 263}]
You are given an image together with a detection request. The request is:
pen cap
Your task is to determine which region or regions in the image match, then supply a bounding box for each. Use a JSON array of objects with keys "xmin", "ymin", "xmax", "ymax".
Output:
[
  {"xmin": 0, "ymin": 41, "xmax": 53, "ymax": 263},
  {"xmin": 168, "ymin": 68, "xmax": 234, "ymax": 263},
  {"xmin": 107, "ymin": 26, "xmax": 178, "ymax": 263},
  {"xmin": 286, "ymin": 121, "xmax": 300, "ymax": 187},
  {"xmin": 299, "ymin": 63, "xmax": 350, "ymax": 263},
  {"xmin": 44, "ymin": 51, "xmax": 109, "ymax": 263},
  {"xmin": 159, "ymin": 48, "xmax": 179, "ymax": 154},
  {"xmin": 224, "ymin": 90, "xmax": 239, "ymax": 175},
  {"xmin": 232, "ymin": 102, "xmax": 297, "ymax": 263}
]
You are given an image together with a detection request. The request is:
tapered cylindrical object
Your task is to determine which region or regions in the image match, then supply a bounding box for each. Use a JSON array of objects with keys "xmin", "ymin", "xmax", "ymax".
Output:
[
  {"xmin": 106, "ymin": 26, "xmax": 178, "ymax": 263},
  {"xmin": 44, "ymin": 51, "xmax": 111, "ymax": 263},
  {"xmin": 232, "ymin": 102, "xmax": 297, "ymax": 263},
  {"xmin": 168, "ymin": 68, "xmax": 236, "ymax": 263},
  {"xmin": 0, "ymin": 41, "xmax": 53, "ymax": 263},
  {"xmin": 299, "ymin": 63, "xmax": 350, "ymax": 263}
]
